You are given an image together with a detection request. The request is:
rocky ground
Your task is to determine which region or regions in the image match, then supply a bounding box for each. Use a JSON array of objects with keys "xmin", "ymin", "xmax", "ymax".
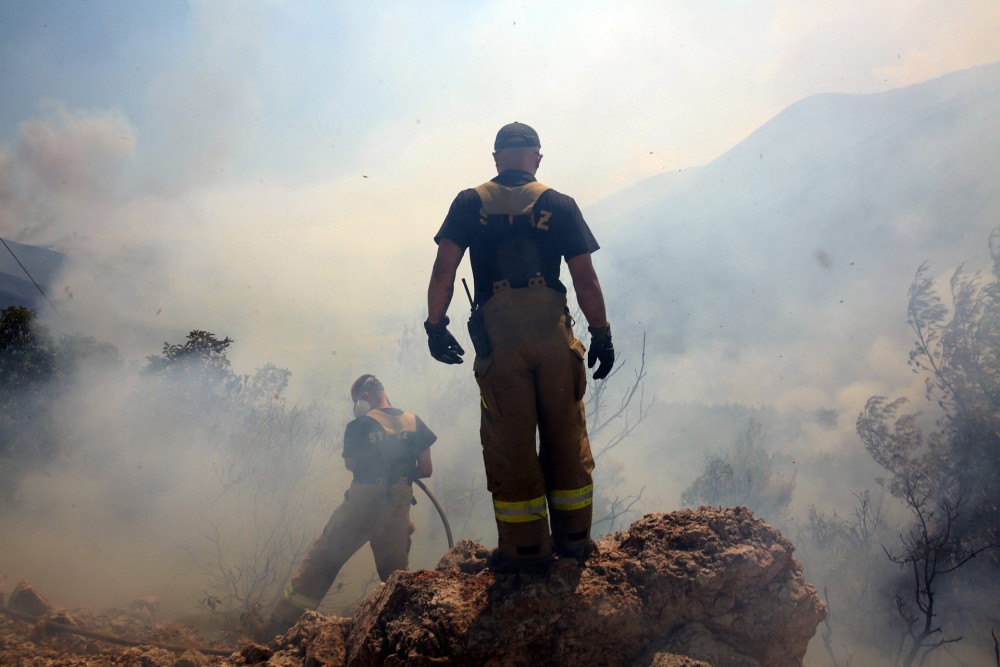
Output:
[
  {"xmin": 0, "ymin": 581, "xmax": 240, "ymax": 666},
  {"xmin": 1, "ymin": 506, "xmax": 825, "ymax": 666}
]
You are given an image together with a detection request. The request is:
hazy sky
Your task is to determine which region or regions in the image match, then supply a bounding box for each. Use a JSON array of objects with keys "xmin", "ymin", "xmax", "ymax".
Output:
[
  {"xmin": 3, "ymin": 1, "xmax": 999, "ymax": 198},
  {"xmin": 1, "ymin": 0, "xmax": 999, "ymax": 379}
]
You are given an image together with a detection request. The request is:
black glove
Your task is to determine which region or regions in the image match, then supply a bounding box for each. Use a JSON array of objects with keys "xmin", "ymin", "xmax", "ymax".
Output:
[
  {"xmin": 425, "ymin": 316, "xmax": 465, "ymax": 364},
  {"xmin": 587, "ymin": 324, "xmax": 615, "ymax": 380}
]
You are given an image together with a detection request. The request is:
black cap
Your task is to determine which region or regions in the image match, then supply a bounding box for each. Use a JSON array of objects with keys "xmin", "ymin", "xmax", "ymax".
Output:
[{"xmin": 494, "ymin": 122, "xmax": 540, "ymax": 150}]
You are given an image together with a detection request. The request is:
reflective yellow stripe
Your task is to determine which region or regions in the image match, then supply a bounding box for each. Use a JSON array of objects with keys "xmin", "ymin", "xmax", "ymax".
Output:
[
  {"xmin": 493, "ymin": 496, "xmax": 548, "ymax": 523},
  {"xmin": 548, "ymin": 484, "xmax": 594, "ymax": 511},
  {"xmin": 283, "ymin": 583, "xmax": 321, "ymax": 611}
]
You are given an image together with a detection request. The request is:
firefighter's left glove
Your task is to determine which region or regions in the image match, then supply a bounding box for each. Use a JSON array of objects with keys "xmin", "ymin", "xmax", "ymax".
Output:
[
  {"xmin": 587, "ymin": 324, "xmax": 615, "ymax": 380},
  {"xmin": 425, "ymin": 316, "xmax": 465, "ymax": 364}
]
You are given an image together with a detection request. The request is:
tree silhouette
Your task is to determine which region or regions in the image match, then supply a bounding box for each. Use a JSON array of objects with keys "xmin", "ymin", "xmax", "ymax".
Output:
[
  {"xmin": 0, "ymin": 306, "xmax": 61, "ymax": 498},
  {"xmin": 859, "ymin": 228, "xmax": 999, "ymax": 553},
  {"xmin": 858, "ymin": 227, "xmax": 1000, "ymax": 664},
  {"xmin": 0, "ymin": 305, "xmax": 58, "ymax": 393},
  {"xmin": 140, "ymin": 331, "xmax": 332, "ymax": 621},
  {"xmin": 883, "ymin": 475, "xmax": 990, "ymax": 667},
  {"xmin": 681, "ymin": 419, "xmax": 795, "ymax": 523}
]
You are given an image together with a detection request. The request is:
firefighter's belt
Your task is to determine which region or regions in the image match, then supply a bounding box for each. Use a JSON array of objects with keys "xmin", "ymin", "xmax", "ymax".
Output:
[{"xmin": 493, "ymin": 275, "xmax": 547, "ymax": 293}]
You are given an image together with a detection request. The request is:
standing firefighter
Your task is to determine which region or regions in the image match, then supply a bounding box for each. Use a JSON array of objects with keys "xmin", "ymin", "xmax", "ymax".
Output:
[
  {"xmin": 424, "ymin": 122, "xmax": 615, "ymax": 573},
  {"xmin": 265, "ymin": 375, "xmax": 436, "ymax": 637}
]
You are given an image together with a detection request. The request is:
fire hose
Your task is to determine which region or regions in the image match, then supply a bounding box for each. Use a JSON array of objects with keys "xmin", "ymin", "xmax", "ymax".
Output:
[{"xmin": 414, "ymin": 478, "xmax": 454, "ymax": 549}]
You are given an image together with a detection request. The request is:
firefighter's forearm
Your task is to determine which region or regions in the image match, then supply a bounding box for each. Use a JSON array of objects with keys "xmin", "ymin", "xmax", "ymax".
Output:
[
  {"xmin": 427, "ymin": 278, "xmax": 454, "ymax": 325},
  {"xmin": 427, "ymin": 240, "xmax": 465, "ymax": 324},
  {"xmin": 576, "ymin": 281, "xmax": 608, "ymax": 328},
  {"xmin": 567, "ymin": 253, "xmax": 609, "ymax": 328},
  {"xmin": 415, "ymin": 449, "xmax": 433, "ymax": 479}
]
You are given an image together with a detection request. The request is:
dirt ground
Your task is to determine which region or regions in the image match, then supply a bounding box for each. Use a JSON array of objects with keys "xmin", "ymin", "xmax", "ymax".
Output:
[{"xmin": 0, "ymin": 582, "xmax": 252, "ymax": 666}]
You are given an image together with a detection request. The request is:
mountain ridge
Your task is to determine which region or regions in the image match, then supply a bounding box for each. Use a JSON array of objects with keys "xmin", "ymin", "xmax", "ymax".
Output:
[
  {"xmin": 591, "ymin": 60, "xmax": 1000, "ymax": 354},
  {"xmin": 0, "ymin": 238, "xmax": 69, "ymax": 311}
]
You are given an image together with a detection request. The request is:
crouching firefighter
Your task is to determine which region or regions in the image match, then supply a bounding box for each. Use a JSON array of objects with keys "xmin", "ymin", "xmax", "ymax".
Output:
[
  {"xmin": 424, "ymin": 122, "xmax": 615, "ymax": 573},
  {"xmin": 264, "ymin": 374, "xmax": 436, "ymax": 638}
]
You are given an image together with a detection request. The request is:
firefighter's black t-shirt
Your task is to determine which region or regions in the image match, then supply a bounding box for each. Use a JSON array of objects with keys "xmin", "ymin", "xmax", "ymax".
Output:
[
  {"xmin": 434, "ymin": 169, "xmax": 600, "ymax": 306},
  {"xmin": 342, "ymin": 408, "xmax": 436, "ymax": 483}
]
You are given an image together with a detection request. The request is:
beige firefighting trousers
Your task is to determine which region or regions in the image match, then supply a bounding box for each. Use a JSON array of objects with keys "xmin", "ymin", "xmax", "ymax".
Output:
[
  {"xmin": 271, "ymin": 480, "xmax": 413, "ymax": 628},
  {"xmin": 474, "ymin": 284, "xmax": 595, "ymax": 563}
]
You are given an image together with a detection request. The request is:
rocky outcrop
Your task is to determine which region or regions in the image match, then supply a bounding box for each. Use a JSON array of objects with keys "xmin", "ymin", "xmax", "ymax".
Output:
[
  {"xmin": 258, "ymin": 506, "xmax": 824, "ymax": 667},
  {"xmin": 0, "ymin": 508, "xmax": 824, "ymax": 666}
]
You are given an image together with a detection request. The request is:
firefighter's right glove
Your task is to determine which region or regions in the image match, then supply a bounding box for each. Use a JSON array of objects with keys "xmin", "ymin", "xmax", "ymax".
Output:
[
  {"xmin": 587, "ymin": 324, "xmax": 615, "ymax": 380},
  {"xmin": 425, "ymin": 316, "xmax": 465, "ymax": 364}
]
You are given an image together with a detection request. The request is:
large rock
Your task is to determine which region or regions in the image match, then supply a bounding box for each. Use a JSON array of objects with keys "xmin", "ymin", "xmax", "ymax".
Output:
[
  {"xmin": 258, "ymin": 507, "xmax": 824, "ymax": 666},
  {"xmin": 8, "ymin": 581, "xmax": 54, "ymax": 618}
]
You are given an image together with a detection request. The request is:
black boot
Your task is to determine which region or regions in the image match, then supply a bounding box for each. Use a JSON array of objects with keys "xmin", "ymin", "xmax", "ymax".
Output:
[
  {"xmin": 556, "ymin": 540, "xmax": 598, "ymax": 565},
  {"xmin": 486, "ymin": 548, "xmax": 551, "ymax": 575}
]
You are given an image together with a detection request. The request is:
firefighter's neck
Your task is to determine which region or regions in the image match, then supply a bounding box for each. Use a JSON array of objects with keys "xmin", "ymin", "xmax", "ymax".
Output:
[
  {"xmin": 493, "ymin": 148, "xmax": 541, "ymax": 175},
  {"xmin": 364, "ymin": 392, "xmax": 391, "ymax": 410}
]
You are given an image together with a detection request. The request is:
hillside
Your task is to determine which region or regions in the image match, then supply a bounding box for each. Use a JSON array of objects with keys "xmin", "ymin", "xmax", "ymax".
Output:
[
  {"xmin": 0, "ymin": 238, "xmax": 68, "ymax": 311},
  {"xmin": 593, "ymin": 61, "xmax": 1000, "ymax": 355}
]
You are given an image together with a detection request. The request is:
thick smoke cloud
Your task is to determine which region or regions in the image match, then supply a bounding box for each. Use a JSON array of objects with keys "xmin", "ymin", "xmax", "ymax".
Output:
[{"xmin": 0, "ymin": 103, "xmax": 136, "ymax": 244}]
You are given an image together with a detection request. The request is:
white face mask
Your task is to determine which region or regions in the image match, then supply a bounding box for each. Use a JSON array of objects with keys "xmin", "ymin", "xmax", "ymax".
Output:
[{"xmin": 353, "ymin": 399, "xmax": 372, "ymax": 418}]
